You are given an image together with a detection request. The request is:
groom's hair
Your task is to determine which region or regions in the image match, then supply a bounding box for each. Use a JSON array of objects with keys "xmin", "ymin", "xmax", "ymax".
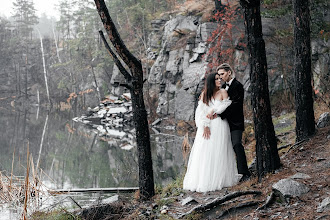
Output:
[{"xmin": 216, "ymin": 63, "xmax": 235, "ymax": 78}]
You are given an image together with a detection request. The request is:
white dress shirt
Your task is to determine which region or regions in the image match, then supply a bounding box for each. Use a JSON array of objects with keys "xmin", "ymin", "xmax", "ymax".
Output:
[{"xmin": 225, "ymin": 77, "xmax": 235, "ymax": 91}]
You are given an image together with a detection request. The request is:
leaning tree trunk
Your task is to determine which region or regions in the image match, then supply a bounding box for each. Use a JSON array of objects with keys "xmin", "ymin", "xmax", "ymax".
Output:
[
  {"xmin": 293, "ymin": 0, "xmax": 315, "ymax": 141},
  {"xmin": 94, "ymin": 0, "xmax": 154, "ymax": 199},
  {"xmin": 240, "ymin": 0, "xmax": 281, "ymax": 179}
]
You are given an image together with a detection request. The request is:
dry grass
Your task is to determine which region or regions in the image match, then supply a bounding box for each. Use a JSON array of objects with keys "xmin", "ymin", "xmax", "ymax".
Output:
[{"xmin": 0, "ymin": 145, "xmax": 53, "ymax": 219}]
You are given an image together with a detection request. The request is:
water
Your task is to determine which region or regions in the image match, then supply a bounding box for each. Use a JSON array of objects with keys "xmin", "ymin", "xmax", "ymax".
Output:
[{"xmin": 0, "ymin": 106, "xmax": 188, "ymax": 218}]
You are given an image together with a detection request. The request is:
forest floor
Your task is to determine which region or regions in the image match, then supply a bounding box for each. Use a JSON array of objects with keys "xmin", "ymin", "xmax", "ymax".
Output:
[
  {"xmin": 119, "ymin": 126, "xmax": 330, "ymax": 220},
  {"xmin": 70, "ymin": 100, "xmax": 330, "ymax": 220},
  {"xmin": 29, "ymin": 101, "xmax": 330, "ymax": 220}
]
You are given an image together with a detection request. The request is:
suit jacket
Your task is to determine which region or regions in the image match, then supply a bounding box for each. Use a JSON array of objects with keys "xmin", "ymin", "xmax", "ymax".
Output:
[{"xmin": 219, "ymin": 78, "xmax": 245, "ymax": 131}]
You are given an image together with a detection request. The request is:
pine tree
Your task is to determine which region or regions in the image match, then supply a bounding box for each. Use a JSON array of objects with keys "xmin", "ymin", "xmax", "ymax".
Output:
[
  {"xmin": 12, "ymin": 0, "xmax": 38, "ymax": 38},
  {"xmin": 240, "ymin": 0, "xmax": 281, "ymax": 179},
  {"xmin": 293, "ymin": 0, "xmax": 315, "ymax": 141}
]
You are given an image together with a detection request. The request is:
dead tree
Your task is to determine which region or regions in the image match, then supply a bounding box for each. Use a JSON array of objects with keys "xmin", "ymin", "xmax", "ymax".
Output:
[
  {"xmin": 293, "ymin": 0, "xmax": 315, "ymax": 141},
  {"xmin": 94, "ymin": 0, "xmax": 154, "ymax": 199},
  {"xmin": 240, "ymin": 0, "xmax": 281, "ymax": 179}
]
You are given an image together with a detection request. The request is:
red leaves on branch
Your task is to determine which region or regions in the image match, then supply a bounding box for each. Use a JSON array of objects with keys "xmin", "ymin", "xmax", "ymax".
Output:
[{"xmin": 204, "ymin": 4, "xmax": 245, "ymax": 74}]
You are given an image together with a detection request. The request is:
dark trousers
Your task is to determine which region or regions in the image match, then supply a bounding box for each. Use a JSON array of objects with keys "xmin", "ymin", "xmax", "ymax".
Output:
[{"xmin": 231, "ymin": 130, "xmax": 250, "ymax": 176}]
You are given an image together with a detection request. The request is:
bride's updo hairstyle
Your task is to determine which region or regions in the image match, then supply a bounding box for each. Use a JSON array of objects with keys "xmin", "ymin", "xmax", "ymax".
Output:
[{"xmin": 201, "ymin": 73, "xmax": 218, "ymax": 106}]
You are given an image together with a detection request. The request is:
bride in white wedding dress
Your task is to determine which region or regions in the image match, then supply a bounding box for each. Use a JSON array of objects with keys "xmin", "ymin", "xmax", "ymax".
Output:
[{"xmin": 183, "ymin": 73, "xmax": 239, "ymax": 192}]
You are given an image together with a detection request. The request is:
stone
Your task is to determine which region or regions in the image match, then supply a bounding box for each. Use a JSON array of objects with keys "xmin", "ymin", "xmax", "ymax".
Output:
[
  {"xmin": 160, "ymin": 209, "xmax": 167, "ymax": 214},
  {"xmin": 289, "ymin": 173, "xmax": 311, "ymax": 180},
  {"xmin": 102, "ymin": 195, "xmax": 119, "ymax": 204},
  {"xmin": 165, "ymin": 49, "xmax": 184, "ymax": 75},
  {"xmin": 108, "ymin": 107, "xmax": 127, "ymax": 114},
  {"xmin": 181, "ymin": 196, "xmax": 198, "ymax": 206},
  {"xmin": 197, "ymin": 22, "xmax": 218, "ymax": 42},
  {"xmin": 151, "ymin": 118, "xmax": 162, "ymax": 126},
  {"xmin": 174, "ymin": 89, "xmax": 195, "ymax": 121},
  {"xmin": 163, "ymin": 15, "xmax": 198, "ymax": 38},
  {"xmin": 317, "ymin": 197, "xmax": 330, "ymax": 213},
  {"xmin": 317, "ymin": 112, "xmax": 330, "ymax": 128},
  {"xmin": 272, "ymin": 178, "xmax": 310, "ymax": 201},
  {"xmin": 182, "ymin": 62, "xmax": 206, "ymax": 89},
  {"xmin": 160, "ymin": 205, "xmax": 169, "ymax": 214}
]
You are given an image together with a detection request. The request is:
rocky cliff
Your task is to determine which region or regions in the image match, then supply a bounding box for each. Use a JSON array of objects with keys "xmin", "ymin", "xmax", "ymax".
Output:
[
  {"xmin": 109, "ymin": 1, "xmax": 330, "ymax": 122},
  {"xmin": 143, "ymin": 0, "xmax": 330, "ymax": 121}
]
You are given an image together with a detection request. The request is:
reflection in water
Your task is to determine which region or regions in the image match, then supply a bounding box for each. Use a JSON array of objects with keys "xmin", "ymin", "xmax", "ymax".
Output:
[{"xmin": 0, "ymin": 106, "xmax": 190, "ymax": 218}]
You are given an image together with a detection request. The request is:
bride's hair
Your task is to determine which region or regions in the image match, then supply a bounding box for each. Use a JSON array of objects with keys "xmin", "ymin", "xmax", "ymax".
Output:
[{"xmin": 201, "ymin": 73, "xmax": 218, "ymax": 105}]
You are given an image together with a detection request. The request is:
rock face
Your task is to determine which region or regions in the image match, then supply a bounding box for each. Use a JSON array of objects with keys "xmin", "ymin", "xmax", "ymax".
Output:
[
  {"xmin": 147, "ymin": 14, "xmax": 215, "ymax": 121},
  {"xmin": 272, "ymin": 178, "xmax": 310, "ymax": 201},
  {"xmin": 109, "ymin": 2, "xmax": 330, "ymax": 122}
]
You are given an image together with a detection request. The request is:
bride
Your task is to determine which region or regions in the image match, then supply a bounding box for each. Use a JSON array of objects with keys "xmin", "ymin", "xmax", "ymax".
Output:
[{"xmin": 183, "ymin": 72, "xmax": 239, "ymax": 192}]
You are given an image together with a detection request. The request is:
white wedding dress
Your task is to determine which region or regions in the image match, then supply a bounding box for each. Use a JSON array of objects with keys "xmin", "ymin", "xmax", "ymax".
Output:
[{"xmin": 183, "ymin": 98, "xmax": 239, "ymax": 192}]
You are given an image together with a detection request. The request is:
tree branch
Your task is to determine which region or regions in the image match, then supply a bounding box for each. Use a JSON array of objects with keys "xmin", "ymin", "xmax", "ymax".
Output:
[
  {"xmin": 99, "ymin": 30, "xmax": 132, "ymax": 83},
  {"xmin": 94, "ymin": 0, "xmax": 142, "ymax": 71},
  {"xmin": 217, "ymin": 200, "xmax": 262, "ymax": 218},
  {"xmin": 179, "ymin": 190, "xmax": 261, "ymax": 218}
]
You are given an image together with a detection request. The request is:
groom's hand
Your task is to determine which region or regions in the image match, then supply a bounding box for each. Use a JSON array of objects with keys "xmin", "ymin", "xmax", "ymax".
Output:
[
  {"xmin": 207, "ymin": 113, "xmax": 217, "ymax": 120},
  {"xmin": 203, "ymin": 126, "xmax": 210, "ymax": 139}
]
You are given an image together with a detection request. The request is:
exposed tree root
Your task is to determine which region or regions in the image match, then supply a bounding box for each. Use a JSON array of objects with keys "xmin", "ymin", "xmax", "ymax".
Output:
[
  {"xmin": 179, "ymin": 190, "xmax": 261, "ymax": 218},
  {"xmin": 257, "ymin": 191, "xmax": 276, "ymax": 210},
  {"xmin": 216, "ymin": 200, "xmax": 262, "ymax": 219}
]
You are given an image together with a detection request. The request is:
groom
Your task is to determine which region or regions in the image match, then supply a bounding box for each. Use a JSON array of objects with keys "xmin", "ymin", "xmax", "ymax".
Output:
[{"xmin": 216, "ymin": 63, "xmax": 251, "ymax": 182}]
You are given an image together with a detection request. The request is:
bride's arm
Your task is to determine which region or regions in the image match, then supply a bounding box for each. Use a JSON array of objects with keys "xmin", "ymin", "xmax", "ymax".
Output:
[
  {"xmin": 206, "ymin": 90, "xmax": 231, "ymax": 117},
  {"xmin": 195, "ymin": 100, "xmax": 212, "ymax": 128}
]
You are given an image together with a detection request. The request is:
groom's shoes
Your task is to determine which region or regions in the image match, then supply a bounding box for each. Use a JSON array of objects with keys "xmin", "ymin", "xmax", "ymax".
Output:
[{"xmin": 239, "ymin": 174, "xmax": 251, "ymax": 182}]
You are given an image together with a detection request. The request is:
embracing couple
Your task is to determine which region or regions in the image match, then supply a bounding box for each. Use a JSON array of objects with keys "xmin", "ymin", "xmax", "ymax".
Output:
[{"xmin": 183, "ymin": 63, "xmax": 251, "ymax": 193}]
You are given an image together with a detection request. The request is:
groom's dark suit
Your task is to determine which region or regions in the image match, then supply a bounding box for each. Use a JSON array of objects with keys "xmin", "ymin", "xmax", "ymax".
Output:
[{"xmin": 219, "ymin": 78, "xmax": 250, "ymax": 176}]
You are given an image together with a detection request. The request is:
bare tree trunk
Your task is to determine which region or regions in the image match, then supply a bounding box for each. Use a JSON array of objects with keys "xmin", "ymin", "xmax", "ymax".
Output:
[
  {"xmin": 25, "ymin": 55, "xmax": 28, "ymax": 100},
  {"xmin": 36, "ymin": 113, "xmax": 49, "ymax": 171},
  {"xmin": 37, "ymin": 29, "xmax": 51, "ymax": 105},
  {"xmin": 240, "ymin": 0, "xmax": 281, "ymax": 179},
  {"xmin": 91, "ymin": 66, "xmax": 102, "ymax": 102},
  {"xmin": 52, "ymin": 20, "xmax": 62, "ymax": 63},
  {"xmin": 94, "ymin": 0, "xmax": 155, "ymax": 199},
  {"xmin": 293, "ymin": 0, "xmax": 315, "ymax": 141}
]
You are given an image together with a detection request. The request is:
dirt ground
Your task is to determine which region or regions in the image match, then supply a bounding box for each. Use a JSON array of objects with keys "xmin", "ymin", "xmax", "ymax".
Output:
[
  {"xmin": 77, "ymin": 104, "xmax": 330, "ymax": 220},
  {"xmin": 151, "ymin": 125, "xmax": 330, "ymax": 219}
]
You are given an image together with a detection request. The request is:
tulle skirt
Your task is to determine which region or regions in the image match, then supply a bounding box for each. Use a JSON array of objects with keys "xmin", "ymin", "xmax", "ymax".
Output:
[{"xmin": 183, "ymin": 118, "xmax": 239, "ymax": 192}]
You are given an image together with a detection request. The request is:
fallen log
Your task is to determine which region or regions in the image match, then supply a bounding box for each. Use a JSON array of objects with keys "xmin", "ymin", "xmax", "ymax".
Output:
[
  {"xmin": 49, "ymin": 187, "xmax": 139, "ymax": 194},
  {"xmin": 179, "ymin": 190, "xmax": 261, "ymax": 219}
]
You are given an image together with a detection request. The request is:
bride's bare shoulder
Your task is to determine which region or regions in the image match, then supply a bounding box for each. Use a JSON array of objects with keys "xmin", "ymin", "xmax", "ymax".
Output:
[
  {"xmin": 220, "ymin": 89, "xmax": 228, "ymax": 99},
  {"xmin": 214, "ymin": 90, "xmax": 222, "ymax": 100}
]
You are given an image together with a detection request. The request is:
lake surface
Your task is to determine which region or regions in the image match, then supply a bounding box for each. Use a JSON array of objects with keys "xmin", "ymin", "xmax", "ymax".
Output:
[{"xmin": 0, "ymin": 105, "xmax": 188, "ymax": 219}]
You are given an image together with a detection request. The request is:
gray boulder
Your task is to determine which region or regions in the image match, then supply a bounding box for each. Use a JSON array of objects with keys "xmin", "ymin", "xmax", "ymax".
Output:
[
  {"xmin": 272, "ymin": 178, "xmax": 310, "ymax": 202},
  {"xmin": 317, "ymin": 112, "xmax": 330, "ymax": 128},
  {"xmin": 317, "ymin": 197, "xmax": 330, "ymax": 213},
  {"xmin": 289, "ymin": 173, "xmax": 311, "ymax": 180}
]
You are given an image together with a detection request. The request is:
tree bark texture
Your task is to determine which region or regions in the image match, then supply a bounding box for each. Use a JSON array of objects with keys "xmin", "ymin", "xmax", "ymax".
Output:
[
  {"xmin": 240, "ymin": 0, "xmax": 281, "ymax": 178},
  {"xmin": 293, "ymin": 0, "xmax": 315, "ymax": 141},
  {"xmin": 94, "ymin": 0, "xmax": 155, "ymax": 199}
]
